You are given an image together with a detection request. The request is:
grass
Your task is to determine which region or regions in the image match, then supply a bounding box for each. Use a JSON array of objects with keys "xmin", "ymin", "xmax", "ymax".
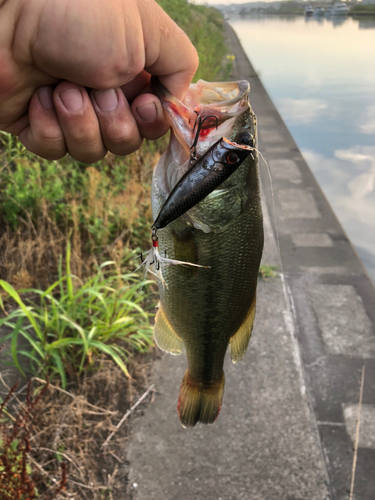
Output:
[
  {"xmin": 0, "ymin": 243, "xmax": 154, "ymax": 388},
  {"xmin": 258, "ymin": 265, "xmax": 278, "ymax": 280},
  {"xmin": 0, "ymin": 133, "xmax": 162, "ymax": 289}
]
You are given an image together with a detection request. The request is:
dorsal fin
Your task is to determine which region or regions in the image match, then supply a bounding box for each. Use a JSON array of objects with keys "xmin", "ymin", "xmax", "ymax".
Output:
[
  {"xmin": 229, "ymin": 294, "xmax": 257, "ymax": 364},
  {"xmin": 154, "ymin": 305, "xmax": 185, "ymax": 355}
]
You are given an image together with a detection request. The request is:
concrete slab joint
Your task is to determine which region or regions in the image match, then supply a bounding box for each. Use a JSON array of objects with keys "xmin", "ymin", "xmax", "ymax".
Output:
[
  {"xmin": 308, "ymin": 284, "xmax": 375, "ymax": 358},
  {"xmin": 278, "ymin": 189, "xmax": 321, "ymax": 219}
]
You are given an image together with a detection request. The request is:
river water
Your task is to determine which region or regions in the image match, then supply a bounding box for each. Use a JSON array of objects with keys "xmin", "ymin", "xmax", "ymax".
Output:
[{"xmin": 229, "ymin": 15, "xmax": 375, "ymax": 284}]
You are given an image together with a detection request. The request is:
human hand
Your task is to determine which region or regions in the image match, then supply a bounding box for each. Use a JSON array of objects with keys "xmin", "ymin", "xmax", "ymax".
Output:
[{"xmin": 0, "ymin": 0, "xmax": 198, "ymax": 162}]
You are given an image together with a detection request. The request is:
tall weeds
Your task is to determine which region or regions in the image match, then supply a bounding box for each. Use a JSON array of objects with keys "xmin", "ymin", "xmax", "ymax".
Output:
[{"xmin": 0, "ymin": 375, "xmax": 67, "ymax": 499}]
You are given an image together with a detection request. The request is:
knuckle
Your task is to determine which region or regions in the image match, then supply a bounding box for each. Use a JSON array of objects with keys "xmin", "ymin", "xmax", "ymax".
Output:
[
  {"xmin": 89, "ymin": 55, "xmax": 145, "ymax": 89},
  {"xmin": 70, "ymin": 148, "xmax": 107, "ymax": 164},
  {"xmin": 29, "ymin": 143, "xmax": 66, "ymax": 161},
  {"xmin": 32, "ymin": 135, "xmax": 66, "ymax": 160},
  {"xmin": 108, "ymin": 133, "xmax": 143, "ymax": 156},
  {"xmin": 37, "ymin": 128, "xmax": 63, "ymax": 146},
  {"xmin": 111, "ymin": 140, "xmax": 143, "ymax": 156},
  {"xmin": 191, "ymin": 48, "xmax": 199, "ymax": 74}
]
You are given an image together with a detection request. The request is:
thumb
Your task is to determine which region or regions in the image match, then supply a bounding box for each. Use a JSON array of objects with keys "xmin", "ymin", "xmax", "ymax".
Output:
[{"xmin": 138, "ymin": 0, "xmax": 199, "ymax": 100}]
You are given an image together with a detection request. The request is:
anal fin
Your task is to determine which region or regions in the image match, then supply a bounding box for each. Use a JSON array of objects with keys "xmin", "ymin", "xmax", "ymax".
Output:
[
  {"xmin": 154, "ymin": 305, "xmax": 185, "ymax": 355},
  {"xmin": 229, "ymin": 294, "xmax": 256, "ymax": 364}
]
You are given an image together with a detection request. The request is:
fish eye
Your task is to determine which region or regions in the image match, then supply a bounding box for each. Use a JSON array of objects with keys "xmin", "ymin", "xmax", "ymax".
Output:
[
  {"xmin": 226, "ymin": 153, "xmax": 239, "ymax": 164},
  {"xmin": 234, "ymin": 131, "xmax": 253, "ymax": 146}
]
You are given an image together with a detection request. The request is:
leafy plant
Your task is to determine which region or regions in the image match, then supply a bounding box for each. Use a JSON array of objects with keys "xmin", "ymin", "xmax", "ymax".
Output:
[
  {"xmin": 222, "ymin": 54, "xmax": 235, "ymax": 80},
  {"xmin": 258, "ymin": 265, "xmax": 278, "ymax": 280},
  {"xmin": 2, "ymin": 159, "xmax": 66, "ymax": 228},
  {"xmin": 0, "ymin": 243, "xmax": 154, "ymax": 388}
]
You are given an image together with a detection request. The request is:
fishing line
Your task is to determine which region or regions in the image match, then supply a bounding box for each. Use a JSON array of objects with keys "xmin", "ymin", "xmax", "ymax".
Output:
[
  {"xmin": 251, "ymin": 146, "xmax": 284, "ymax": 277},
  {"xmin": 254, "ymin": 145, "xmax": 306, "ymax": 396}
]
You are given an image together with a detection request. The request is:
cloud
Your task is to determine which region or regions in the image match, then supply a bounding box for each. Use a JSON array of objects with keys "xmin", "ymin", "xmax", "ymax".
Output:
[
  {"xmin": 358, "ymin": 105, "xmax": 375, "ymax": 135},
  {"xmin": 335, "ymin": 146, "xmax": 375, "ymax": 200},
  {"xmin": 347, "ymin": 170, "xmax": 375, "ymax": 199},
  {"xmin": 278, "ymin": 98, "xmax": 328, "ymax": 125},
  {"xmin": 301, "ymin": 147, "xmax": 375, "ymax": 275}
]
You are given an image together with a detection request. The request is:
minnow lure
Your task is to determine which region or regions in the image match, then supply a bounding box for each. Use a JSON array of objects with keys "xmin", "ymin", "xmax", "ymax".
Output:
[
  {"xmin": 153, "ymin": 136, "xmax": 252, "ymax": 231},
  {"xmin": 142, "ymin": 124, "xmax": 252, "ymax": 282}
]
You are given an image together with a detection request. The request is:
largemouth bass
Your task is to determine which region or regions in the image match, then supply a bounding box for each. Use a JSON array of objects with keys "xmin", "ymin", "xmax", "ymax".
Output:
[{"xmin": 151, "ymin": 80, "xmax": 263, "ymax": 427}]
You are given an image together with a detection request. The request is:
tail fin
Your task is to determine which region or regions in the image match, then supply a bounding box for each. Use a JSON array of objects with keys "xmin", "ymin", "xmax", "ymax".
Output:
[{"xmin": 177, "ymin": 370, "xmax": 225, "ymax": 427}]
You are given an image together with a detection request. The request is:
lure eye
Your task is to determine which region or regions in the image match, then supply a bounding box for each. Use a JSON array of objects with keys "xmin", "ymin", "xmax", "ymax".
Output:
[{"xmin": 226, "ymin": 153, "xmax": 239, "ymax": 164}]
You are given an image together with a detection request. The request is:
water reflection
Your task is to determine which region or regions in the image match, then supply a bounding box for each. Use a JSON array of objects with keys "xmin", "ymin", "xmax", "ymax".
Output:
[
  {"xmin": 302, "ymin": 146, "xmax": 375, "ymax": 280},
  {"xmin": 359, "ymin": 106, "xmax": 375, "ymax": 134},
  {"xmin": 357, "ymin": 18, "xmax": 375, "ymax": 29},
  {"xmin": 330, "ymin": 16, "xmax": 348, "ymax": 27},
  {"xmin": 229, "ymin": 12, "xmax": 375, "ymax": 30},
  {"xmin": 229, "ymin": 15, "xmax": 375, "ymax": 283},
  {"xmin": 278, "ymin": 98, "xmax": 328, "ymax": 124},
  {"xmin": 303, "ymin": 13, "xmax": 355, "ymax": 27},
  {"xmin": 305, "ymin": 16, "xmax": 324, "ymax": 25}
]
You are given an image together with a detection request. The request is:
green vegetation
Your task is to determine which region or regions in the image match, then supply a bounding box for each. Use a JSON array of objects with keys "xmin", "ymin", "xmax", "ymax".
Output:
[
  {"xmin": 157, "ymin": 0, "xmax": 227, "ymax": 81},
  {"xmin": 0, "ymin": 131, "xmax": 163, "ymax": 288},
  {"xmin": 260, "ymin": 1, "xmax": 304, "ymax": 15},
  {"xmin": 258, "ymin": 265, "xmax": 278, "ymax": 280},
  {"xmin": 277, "ymin": 1, "xmax": 304, "ymax": 15},
  {"xmin": 351, "ymin": 4, "xmax": 375, "ymax": 13},
  {"xmin": 0, "ymin": 244, "xmax": 153, "ymax": 387}
]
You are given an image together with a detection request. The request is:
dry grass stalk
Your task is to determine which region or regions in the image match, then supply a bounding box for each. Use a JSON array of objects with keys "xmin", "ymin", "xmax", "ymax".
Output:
[
  {"xmin": 102, "ymin": 383, "xmax": 155, "ymax": 448},
  {"xmin": 349, "ymin": 364, "xmax": 366, "ymax": 500},
  {"xmin": 0, "ymin": 356, "xmax": 155, "ymax": 499},
  {"xmin": 0, "ymin": 376, "xmax": 68, "ymax": 499},
  {"xmin": 0, "ymin": 213, "xmax": 88, "ymax": 290}
]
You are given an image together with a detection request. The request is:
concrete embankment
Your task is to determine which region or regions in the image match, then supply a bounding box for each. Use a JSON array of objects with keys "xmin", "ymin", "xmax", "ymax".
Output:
[
  {"xmin": 227, "ymin": 20, "xmax": 375, "ymax": 499},
  {"xmin": 128, "ymin": 23, "xmax": 375, "ymax": 500}
]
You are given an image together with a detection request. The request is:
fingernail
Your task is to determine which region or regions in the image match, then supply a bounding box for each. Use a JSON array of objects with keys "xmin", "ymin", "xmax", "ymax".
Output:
[
  {"xmin": 94, "ymin": 89, "xmax": 118, "ymax": 111},
  {"xmin": 38, "ymin": 86, "xmax": 54, "ymax": 109},
  {"xmin": 136, "ymin": 102, "xmax": 157, "ymax": 122},
  {"xmin": 59, "ymin": 88, "xmax": 83, "ymax": 112}
]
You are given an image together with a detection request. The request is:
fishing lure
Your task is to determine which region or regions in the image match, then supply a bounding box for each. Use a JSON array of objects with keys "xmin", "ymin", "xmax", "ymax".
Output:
[{"xmin": 141, "ymin": 115, "xmax": 253, "ymax": 282}]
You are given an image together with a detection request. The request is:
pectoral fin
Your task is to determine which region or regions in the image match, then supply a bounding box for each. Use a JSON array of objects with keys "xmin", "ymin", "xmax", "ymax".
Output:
[
  {"xmin": 229, "ymin": 295, "xmax": 256, "ymax": 364},
  {"xmin": 154, "ymin": 305, "xmax": 185, "ymax": 355}
]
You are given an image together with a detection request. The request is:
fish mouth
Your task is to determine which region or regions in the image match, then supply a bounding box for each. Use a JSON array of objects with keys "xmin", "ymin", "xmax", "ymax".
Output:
[{"xmin": 152, "ymin": 77, "xmax": 250, "ymax": 158}]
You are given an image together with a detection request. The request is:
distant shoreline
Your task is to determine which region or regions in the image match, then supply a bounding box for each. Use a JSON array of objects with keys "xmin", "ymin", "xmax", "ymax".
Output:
[{"xmin": 225, "ymin": 12, "xmax": 375, "ymax": 18}]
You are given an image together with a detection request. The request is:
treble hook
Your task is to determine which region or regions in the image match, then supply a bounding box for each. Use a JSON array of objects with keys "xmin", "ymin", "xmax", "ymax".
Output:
[{"xmin": 190, "ymin": 113, "xmax": 219, "ymax": 164}]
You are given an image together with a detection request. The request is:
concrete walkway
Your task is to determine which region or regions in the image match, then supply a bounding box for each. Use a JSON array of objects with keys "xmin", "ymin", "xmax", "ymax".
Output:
[
  {"xmin": 128, "ymin": 200, "xmax": 330, "ymax": 500},
  {"xmin": 128, "ymin": 23, "xmax": 375, "ymax": 500}
]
